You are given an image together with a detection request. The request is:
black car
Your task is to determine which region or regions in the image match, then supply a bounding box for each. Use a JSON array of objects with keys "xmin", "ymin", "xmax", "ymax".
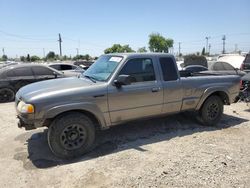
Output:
[
  {"xmin": 48, "ymin": 63, "xmax": 85, "ymax": 77},
  {"xmin": 0, "ymin": 64, "xmax": 64, "ymax": 102},
  {"xmin": 240, "ymin": 53, "xmax": 250, "ymax": 72},
  {"xmin": 182, "ymin": 65, "xmax": 208, "ymax": 73},
  {"xmin": 179, "ymin": 65, "xmax": 208, "ymax": 77}
]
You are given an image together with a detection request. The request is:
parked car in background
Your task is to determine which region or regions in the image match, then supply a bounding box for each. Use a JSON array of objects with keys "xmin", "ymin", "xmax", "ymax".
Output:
[
  {"xmin": 241, "ymin": 72, "xmax": 250, "ymax": 91},
  {"xmin": 48, "ymin": 63, "xmax": 85, "ymax": 77},
  {"xmin": 0, "ymin": 64, "xmax": 63, "ymax": 102},
  {"xmin": 182, "ymin": 65, "xmax": 208, "ymax": 73},
  {"xmin": 236, "ymin": 72, "xmax": 250, "ymax": 102},
  {"xmin": 206, "ymin": 61, "xmax": 246, "ymax": 77},
  {"xmin": 179, "ymin": 65, "xmax": 208, "ymax": 77},
  {"xmin": 217, "ymin": 54, "xmax": 245, "ymax": 69},
  {"xmin": 73, "ymin": 61, "xmax": 94, "ymax": 70},
  {"xmin": 0, "ymin": 62, "xmax": 20, "ymax": 69},
  {"xmin": 240, "ymin": 53, "xmax": 250, "ymax": 73}
]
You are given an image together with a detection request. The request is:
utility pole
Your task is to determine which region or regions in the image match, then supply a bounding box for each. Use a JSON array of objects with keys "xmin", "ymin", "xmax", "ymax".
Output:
[
  {"xmin": 43, "ymin": 48, "xmax": 45, "ymax": 58},
  {"xmin": 222, "ymin": 35, "xmax": 226, "ymax": 54},
  {"xmin": 178, "ymin": 42, "xmax": 181, "ymax": 57},
  {"xmin": 235, "ymin": 44, "xmax": 238, "ymax": 53},
  {"xmin": 76, "ymin": 48, "xmax": 79, "ymax": 56},
  {"xmin": 205, "ymin": 36, "xmax": 210, "ymax": 54},
  {"xmin": 58, "ymin": 33, "xmax": 62, "ymax": 57},
  {"xmin": 2, "ymin": 48, "xmax": 5, "ymax": 56},
  {"xmin": 208, "ymin": 44, "xmax": 211, "ymax": 55}
]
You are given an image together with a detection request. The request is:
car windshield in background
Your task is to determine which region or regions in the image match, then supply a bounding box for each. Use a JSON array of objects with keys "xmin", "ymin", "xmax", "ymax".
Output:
[{"xmin": 83, "ymin": 55, "xmax": 123, "ymax": 81}]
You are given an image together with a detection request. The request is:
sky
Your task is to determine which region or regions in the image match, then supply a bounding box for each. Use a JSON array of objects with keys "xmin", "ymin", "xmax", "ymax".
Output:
[{"xmin": 0, "ymin": 0, "xmax": 250, "ymax": 58}]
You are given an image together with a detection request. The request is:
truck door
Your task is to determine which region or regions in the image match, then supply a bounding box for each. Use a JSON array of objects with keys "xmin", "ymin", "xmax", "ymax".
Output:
[
  {"xmin": 159, "ymin": 57, "xmax": 183, "ymax": 113},
  {"xmin": 108, "ymin": 57, "xmax": 163, "ymax": 124}
]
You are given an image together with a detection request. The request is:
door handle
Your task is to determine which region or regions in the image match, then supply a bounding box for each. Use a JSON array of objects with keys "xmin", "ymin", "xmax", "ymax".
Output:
[{"xmin": 151, "ymin": 87, "xmax": 160, "ymax": 92}]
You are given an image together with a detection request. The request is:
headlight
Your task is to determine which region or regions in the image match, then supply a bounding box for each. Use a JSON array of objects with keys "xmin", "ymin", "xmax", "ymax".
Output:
[{"xmin": 17, "ymin": 101, "xmax": 34, "ymax": 114}]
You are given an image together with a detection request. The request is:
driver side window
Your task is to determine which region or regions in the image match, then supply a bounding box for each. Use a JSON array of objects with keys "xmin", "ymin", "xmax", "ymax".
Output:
[{"xmin": 119, "ymin": 58, "xmax": 155, "ymax": 83}]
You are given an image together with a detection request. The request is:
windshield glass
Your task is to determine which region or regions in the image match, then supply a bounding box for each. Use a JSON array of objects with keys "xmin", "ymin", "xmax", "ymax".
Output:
[{"xmin": 83, "ymin": 55, "xmax": 123, "ymax": 81}]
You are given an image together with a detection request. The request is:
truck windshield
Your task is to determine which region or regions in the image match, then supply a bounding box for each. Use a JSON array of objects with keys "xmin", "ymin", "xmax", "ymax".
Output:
[{"xmin": 83, "ymin": 55, "xmax": 123, "ymax": 81}]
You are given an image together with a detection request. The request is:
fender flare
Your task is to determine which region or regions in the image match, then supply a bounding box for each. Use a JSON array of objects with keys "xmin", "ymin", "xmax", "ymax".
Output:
[
  {"xmin": 44, "ymin": 102, "xmax": 108, "ymax": 129},
  {"xmin": 195, "ymin": 87, "xmax": 230, "ymax": 110}
]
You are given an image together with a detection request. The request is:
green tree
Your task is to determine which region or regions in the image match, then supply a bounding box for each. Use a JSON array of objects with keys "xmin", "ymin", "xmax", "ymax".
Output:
[
  {"xmin": 73, "ymin": 54, "xmax": 91, "ymax": 61},
  {"xmin": 137, "ymin": 47, "xmax": 147, "ymax": 53},
  {"xmin": 62, "ymin": 55, "xmax": 68, "ymax": 61},
  {"xmin": 30, "ymin": 55, "xmax": 40, "ymax": 62},
  {"xmin": 148, "ymin": 33, "xmax": 173, "ymax": 53},
  {"xmin": 104, "ymin": 44, "xmax": 134, "ymax": 54},
  {"xmin": 1, "ymin": 55, "xmax": 7, "ymax": 61},
  {"xmin": 84, "ymin": 54, "xmax": 90, "ymax": 61},
  {"xmin": 201, "ymin": 47, "xmax": 205, "ymax": 55},
  {"xmin": 46, "ymin": 51, "xmax": 56, "ymax": 59},
  {"xmin": 20, "ymin": 56, "xmax": 26, "ymax": 62}
]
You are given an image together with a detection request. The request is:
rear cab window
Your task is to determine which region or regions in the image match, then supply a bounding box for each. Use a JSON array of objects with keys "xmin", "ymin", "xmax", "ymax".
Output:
[{"xmin": 159, "ymin": 57, "xmax": 179, "ymax": 81}]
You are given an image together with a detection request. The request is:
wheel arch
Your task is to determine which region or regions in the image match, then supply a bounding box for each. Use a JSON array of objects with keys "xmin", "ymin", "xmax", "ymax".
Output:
[
  {"xmin": 49, "ymin": 109, "xmax": 102, "ymax": 130},
  {"xmin": 44, "ymin": 103, "xmax": 108, "ymax": 130},
  {"xmin": 196, "ymin": 88, "xmax": 230, "ymax": 110}
]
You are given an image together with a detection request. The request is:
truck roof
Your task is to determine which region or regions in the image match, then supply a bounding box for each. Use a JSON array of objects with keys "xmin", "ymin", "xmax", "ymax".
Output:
[{"xmin": 106, "ymin": 53, "xmax": 175, "ymax": 59}]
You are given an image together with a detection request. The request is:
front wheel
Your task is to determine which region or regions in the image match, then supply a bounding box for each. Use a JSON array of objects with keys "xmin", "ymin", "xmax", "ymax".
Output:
[
  {"xmin": 48, "ymin": 112, "xmax": 95, "ymax": 159},
  {"xmin": 197, "ymin": 95, "xmax": 224, "ymax": 126}
]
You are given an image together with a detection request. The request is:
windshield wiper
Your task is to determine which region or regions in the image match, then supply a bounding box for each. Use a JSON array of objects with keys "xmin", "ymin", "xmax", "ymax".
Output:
[{"xmin": 84, "ymin": 75, "xmax": 96, "ymax": 83}]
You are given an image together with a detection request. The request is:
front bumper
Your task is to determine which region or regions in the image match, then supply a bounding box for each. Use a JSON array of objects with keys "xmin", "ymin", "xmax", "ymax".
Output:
[
  {"xmin": 17, "ymin": 115, "xmax": 45, "ymax": 130},
  {"xmin": 17, "ymin": 116, "xmax": 36, "ymax": 130}
]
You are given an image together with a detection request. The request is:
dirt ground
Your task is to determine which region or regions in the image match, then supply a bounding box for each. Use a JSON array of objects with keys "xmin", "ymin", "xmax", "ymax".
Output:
[{"xmin": 0, "ymin": 102, "xmax": 250, "ymax": 188}]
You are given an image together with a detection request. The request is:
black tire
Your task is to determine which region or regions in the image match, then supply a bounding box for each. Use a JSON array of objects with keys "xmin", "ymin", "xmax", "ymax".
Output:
[
  {"xmin": 0, "ymin": 88, "xmax": 15, "ymax": 103},
  {"xmin": 198, "ymin": 95, "xmax": 224, "ymax": 126},
  {"xmin": 48, "ymin": 112, "xmax": 95, "ymax": 159}
]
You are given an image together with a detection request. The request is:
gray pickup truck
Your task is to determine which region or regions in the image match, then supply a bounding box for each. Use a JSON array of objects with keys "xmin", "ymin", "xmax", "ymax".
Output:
[{"xmin": 16, "ymin": 53, "xmax": 240, "ymax": 159}]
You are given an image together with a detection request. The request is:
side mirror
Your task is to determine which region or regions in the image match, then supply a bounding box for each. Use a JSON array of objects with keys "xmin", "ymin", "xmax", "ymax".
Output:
[{"xmin": 114, "ymin": 75, "xmax": 132, "ymax": 88}]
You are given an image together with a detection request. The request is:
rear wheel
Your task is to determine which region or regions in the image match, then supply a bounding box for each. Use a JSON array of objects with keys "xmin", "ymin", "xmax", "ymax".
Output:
[
  {"xmin": 197, "ymin": 95, "xmax": 224, "ymax": 126},
  {"xmin": 48, "ymin": 112, "xmax": 95, "ymax": 159},
  {"xmin": 0, "ymin": 88, "xmax": 15, "ymax": 102}
]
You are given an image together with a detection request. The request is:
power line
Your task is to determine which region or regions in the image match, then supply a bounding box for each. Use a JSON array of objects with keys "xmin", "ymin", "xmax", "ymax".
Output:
[{"xmin": 0, "ymin": 30, "xmax": 55, "ymax": 41}]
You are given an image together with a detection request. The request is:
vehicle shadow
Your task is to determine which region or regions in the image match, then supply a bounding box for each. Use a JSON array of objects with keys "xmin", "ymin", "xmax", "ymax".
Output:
[{"xmin": 26, "ymin": 113, "xmax": 248, "ymax": 169}]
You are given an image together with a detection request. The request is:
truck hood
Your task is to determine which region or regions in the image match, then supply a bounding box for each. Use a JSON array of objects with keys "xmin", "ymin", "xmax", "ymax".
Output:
[{"xmin": 17, "ymin": 77, "xmax": 99, "ymax": 102}]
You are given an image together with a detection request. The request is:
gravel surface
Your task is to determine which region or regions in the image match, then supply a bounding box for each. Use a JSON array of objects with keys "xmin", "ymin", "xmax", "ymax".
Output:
[{"xmin": 0, "ymin": 102, "xmax": 250, "ymax": 188}]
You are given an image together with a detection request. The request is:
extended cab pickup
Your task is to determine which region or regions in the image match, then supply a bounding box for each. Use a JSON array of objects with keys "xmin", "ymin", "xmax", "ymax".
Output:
[{"xmin": 16, "ymin": 53, "xmax": 241, "ymax": 159}]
